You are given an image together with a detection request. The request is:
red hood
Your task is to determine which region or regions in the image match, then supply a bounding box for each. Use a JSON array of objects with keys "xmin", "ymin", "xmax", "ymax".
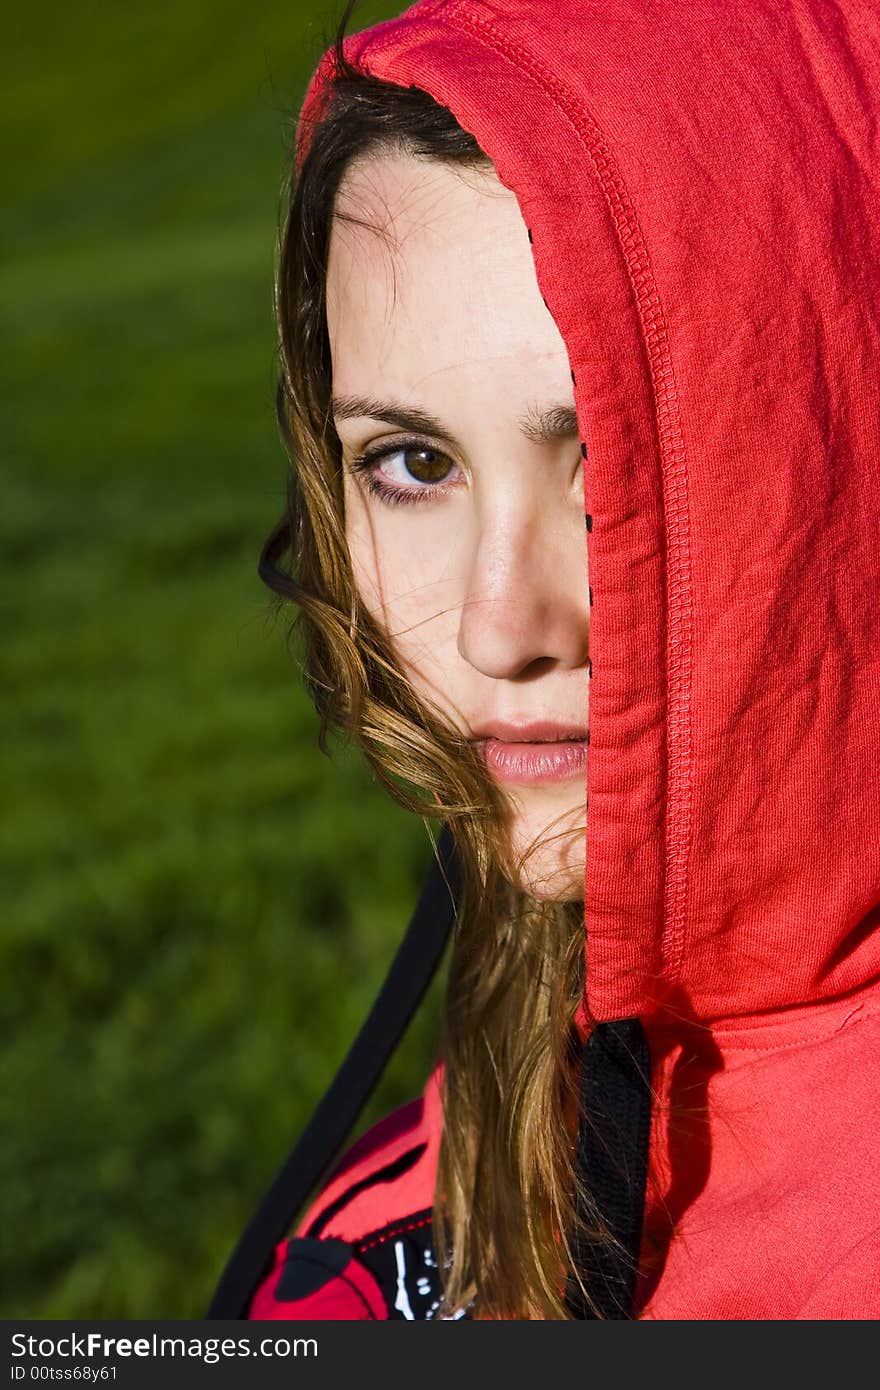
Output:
[{"xmin": 297, "ymin": 0, "xmax": 880, "ymax": 1025}]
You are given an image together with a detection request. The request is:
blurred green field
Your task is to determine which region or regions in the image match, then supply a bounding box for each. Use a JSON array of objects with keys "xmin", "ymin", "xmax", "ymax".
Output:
[{"xmin": 1, "ymin": 0, "xmax": 445, "ymax": 1317}]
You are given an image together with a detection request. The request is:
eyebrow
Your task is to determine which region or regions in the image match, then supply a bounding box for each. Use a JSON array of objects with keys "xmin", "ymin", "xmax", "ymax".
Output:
[{"xmin": 331, "ymin": 394, "xmax": 579, "ymax": 448}]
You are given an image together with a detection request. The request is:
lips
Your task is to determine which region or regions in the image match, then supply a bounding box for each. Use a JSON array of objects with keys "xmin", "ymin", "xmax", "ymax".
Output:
[{"xmin": 469, "ymin": 721, "xmax": 589, "ymax": 786}]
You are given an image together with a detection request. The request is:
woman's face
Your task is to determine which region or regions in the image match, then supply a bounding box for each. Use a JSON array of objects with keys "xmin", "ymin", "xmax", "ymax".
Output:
[{"xmin": 326, "ymin": 151, "xmax": 589, "ymax": 899}]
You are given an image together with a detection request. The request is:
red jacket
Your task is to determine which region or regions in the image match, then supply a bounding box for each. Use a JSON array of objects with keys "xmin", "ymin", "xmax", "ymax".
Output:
[{"xmin": 250, "ymin": 0, "xmax": 880, "ymax": 1319}]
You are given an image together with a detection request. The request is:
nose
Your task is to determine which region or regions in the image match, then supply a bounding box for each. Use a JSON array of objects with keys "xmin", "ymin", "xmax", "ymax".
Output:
[{"xmin": 456, "ymin": 498, "xmax": 589, "ymax": 679}]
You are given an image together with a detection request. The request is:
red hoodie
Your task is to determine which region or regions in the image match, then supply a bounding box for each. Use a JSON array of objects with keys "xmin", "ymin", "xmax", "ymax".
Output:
[{"xmin": 249, "ymin": 0, "xmax": 880, "ymax": 1319}]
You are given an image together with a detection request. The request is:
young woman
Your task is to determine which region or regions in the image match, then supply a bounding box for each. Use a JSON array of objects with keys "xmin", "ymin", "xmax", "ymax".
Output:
[{"xmin": 214, "ymin": 0, "xmax": 880, "ymax": 1319}]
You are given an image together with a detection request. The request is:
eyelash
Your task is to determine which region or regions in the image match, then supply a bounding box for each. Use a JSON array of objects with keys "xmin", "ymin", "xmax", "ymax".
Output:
[{"xmin": 348, "ymin": 437, "xmax": 461, "ymax": 508}]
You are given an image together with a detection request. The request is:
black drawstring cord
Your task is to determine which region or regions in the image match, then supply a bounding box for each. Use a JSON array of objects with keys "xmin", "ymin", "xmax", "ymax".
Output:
[
  {"xmin": 565, "ymin": 1018, "xmax": 652, "ymax": 1319},
  {"xmin": 205, "ymin": 824, "xmax": 460, "ymax": 1319}
]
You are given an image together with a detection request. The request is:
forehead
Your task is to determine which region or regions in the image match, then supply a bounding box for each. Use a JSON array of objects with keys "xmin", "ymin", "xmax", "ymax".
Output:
[{"xmin": 325, "ymin": 150, "xmax": 567, "ymax": 406}]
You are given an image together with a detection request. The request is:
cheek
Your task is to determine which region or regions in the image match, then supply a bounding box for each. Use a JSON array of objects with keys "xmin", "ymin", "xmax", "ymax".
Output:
[
  {"xmin": 344, "ymin": 485, "xmax": 385, "ymax": 614},
  {"xmin": 345, "ymin": 486, "xmax": 463, "ymax": 685}
]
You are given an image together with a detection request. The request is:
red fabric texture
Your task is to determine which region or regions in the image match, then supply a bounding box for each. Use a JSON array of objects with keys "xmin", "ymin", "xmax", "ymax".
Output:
[{"xmin": 254, "ymin": 0, "xmax": 880, "ymax": 1317}]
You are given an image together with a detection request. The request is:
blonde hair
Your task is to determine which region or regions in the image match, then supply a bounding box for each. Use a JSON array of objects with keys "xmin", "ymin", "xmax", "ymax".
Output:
[{"xmin": 260, "ymin": 30, "xmax": 614, "ymax": 1317}]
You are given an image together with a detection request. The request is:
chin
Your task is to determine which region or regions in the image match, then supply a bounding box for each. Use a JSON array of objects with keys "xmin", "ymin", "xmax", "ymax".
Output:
[{"xmin": 506, "ymin": 821, "xmax": 586, "ymax": 903}]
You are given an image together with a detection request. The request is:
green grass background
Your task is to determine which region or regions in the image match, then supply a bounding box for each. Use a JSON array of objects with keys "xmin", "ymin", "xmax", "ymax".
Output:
[{"xmin": 1, "ymin": 0, "xmax": 445, "ymax": 1317}]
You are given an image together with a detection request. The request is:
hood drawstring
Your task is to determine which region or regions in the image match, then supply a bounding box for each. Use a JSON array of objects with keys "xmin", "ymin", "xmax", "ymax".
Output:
[
  {"xmin": 565, "ymin": 1018, "xmax": 652, "ymax": 1319},
  {"xmin": 205, "ymin": 824, "xmax": 460, "ymax": 1319}
]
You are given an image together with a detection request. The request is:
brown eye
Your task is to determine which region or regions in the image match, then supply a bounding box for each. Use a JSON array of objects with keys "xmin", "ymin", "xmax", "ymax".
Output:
[
  {"xmin": 368, "ymin": 444, "xmax": 458, "ymax": 490},
  {"xmin": 399, "ymin": 447, "xmax": 453, "ymax": 484},
  {"xmin": 350, "ymin": 440, "xmax": 463, "ymax": 506}
]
